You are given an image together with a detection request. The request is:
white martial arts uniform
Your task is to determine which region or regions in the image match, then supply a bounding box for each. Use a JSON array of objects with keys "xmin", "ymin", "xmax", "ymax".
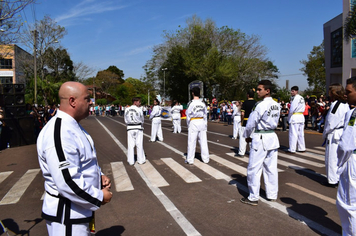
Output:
[
  {"xmin": 322, "ymin": 100, "xmax": 349, "ymax": 184},
  {"xmin": 186, "ymin": 99, "xmax": 209, "ymax": 164},
  {"xmin": 238, "ymin": 99, "xmax": 256, "ymax": 156},
  {"xmin": 243, "ymin": 97, "xmax": 280, "ymax": 201},
  {"xmin": 124, "ymin": 105, "xmax": 145, "ymax": 165},
  {"xmin": 37, "ymin": 110, "xmax": 103, "ymax": 236},
  {"xmin": 149, "ymin": 105, "xmax": 163, "ymax": 142},
  {"xmin": 288, "ymin": 94, "xmax": 305, "ymax": 152},
  {"xmin": 171, "ymin": 105, "xmax": 182, "ymax": 133},
  {"xmin": 232, "ymin": 104, "xmax": 241, "ymax": 139},
  {"xmin": 336, "ymin": 108, "xmax": 356, "ymax": 236}
]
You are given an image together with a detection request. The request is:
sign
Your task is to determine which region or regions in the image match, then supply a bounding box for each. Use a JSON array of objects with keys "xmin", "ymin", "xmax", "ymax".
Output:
[{"xmin": 0, "ymin": 71, "xmax": 13, "ymax": 77}]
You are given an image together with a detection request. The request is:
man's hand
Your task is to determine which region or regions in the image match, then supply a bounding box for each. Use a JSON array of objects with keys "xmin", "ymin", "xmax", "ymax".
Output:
[
  {"xmin": 245, "ymin": 137, "xmax": 252, "ymax": 143},
  {"xmin": 101, "ymin": 175, "xmax": 111, "ymax": 189},
  {"xmin": 101, "ymin": 188, "xmax": 112, "ymax": 205}
]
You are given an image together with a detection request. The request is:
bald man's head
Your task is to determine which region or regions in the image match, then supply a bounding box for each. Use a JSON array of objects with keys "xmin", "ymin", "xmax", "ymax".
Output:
[{"xmin": 59, "ymin": 82, "xmax": 92, "ymax": 122}]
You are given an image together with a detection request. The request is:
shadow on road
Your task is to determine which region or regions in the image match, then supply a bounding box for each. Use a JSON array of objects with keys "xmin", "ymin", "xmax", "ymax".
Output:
[{"xmin": 96, "ymin": 225, "xmax": 125, "ymax": 235}]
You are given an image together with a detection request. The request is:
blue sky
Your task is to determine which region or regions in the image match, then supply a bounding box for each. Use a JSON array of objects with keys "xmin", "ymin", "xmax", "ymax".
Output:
[{"xmin": 21, "ymin": 0, "xmax": 342, "ymax": 91}]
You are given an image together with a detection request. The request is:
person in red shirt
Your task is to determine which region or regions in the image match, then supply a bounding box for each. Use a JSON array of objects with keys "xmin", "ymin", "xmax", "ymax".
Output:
[{"xmin": 303, "ymin": 101, "xmax": 311, "ymax": 129}]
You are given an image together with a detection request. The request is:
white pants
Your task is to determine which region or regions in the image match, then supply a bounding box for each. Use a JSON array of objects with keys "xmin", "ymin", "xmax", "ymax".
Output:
[
  {"xmin": 187, "ymin": 120, "xmax": 209, "ymax": 163},
  {"xmin": 46, "ymin": 221, "xmax": 90, "ymax": 236},
  {"xmin": 233, "ymin": 116, "xmax": 241, "ymax": 138},
  {"xmin": 127, "ymin": 129, "xmax": 145, "ymax": 165},
  {"xmin": 173, "ymin": 118, "xmax": 181, "ymax": 133},
  {"xmin": 337, "ymin": 154, "xmax": 356, "ymax": 236},
  {"xmin": 325, "ymin": 130, "xmax": 342, "ymax": 184},
  {"xmin": 150, "ymin": 118, "xmax": 163, "ymax": 141},
  {"xmin": 247, "ymin": 147, "xmax": 278, "ymax": 201},
  {"xmin": 288, "ymin": 122, "xmax": 305, "ymax": 152},
  {"xmin": 238, "ymin": 126, "xmax": 251, "ymax": 155}
]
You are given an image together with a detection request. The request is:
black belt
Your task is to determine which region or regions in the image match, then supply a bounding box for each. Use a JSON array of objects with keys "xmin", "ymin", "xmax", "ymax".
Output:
[{"xmin": 127, "ymin": 123, "xmax": 142, "ymax": 126}]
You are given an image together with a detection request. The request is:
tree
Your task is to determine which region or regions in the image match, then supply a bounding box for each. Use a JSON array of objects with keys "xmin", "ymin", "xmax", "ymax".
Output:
[
  {"xmin": 300, "ymin": 42, "xmax": 325, "ymax": 95},
  {"xmin": 143, "ymin": 15, "xmax": 278, "ymax": 103},
  {"xmin": 344, "ymin": 3, "xmax": 356, "ymax": 42},
  {"xmin": 20, "ymin": 15, "xmax": 67, "ymax": 105},
  {"xmin": 74, "ymin": 62, "xmax": 95, "ymax": 82},
  {"xmin": 106, "ymin": 65, "xmax": 124, "ymax": 83},
  {"xmin": 43, "ymin": 46, "xmax": 75, "ymax": 82},
  {"xmin": 0, "ymin": 0, "xmax": 35, "ymax": 45}
]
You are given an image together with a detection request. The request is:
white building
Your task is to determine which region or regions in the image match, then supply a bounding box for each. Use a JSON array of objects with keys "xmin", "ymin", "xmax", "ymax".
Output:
[{"xmin": 324, "ymin": 0, "xmax": 356, "ymax": 89}]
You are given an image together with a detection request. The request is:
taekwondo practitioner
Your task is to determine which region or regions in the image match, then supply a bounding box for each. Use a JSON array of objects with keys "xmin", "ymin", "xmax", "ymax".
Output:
[
  {"xmin": 336, "ymin": 77, "xmax": 356, "ymax": 236},
  {"xmin": 241, "ymin": 80, "xmax": 280, "ymax": 206},
  {"xmin": 171, "ymin": 100, "xmax": 183, "ymax": 133},
  {"xmin": 236, "ymin": 90, "xmax": 256, "ymax": 157},
  {"xmin": 232, "ymin": 100, "xmax": 241, "ymax": 139},
  {"xmin": 287, "ymin": 86, "xmax": 306, "ymax": 153},
  {"xmin": 149, "ymin": 98, "xmax": 163, "ymax": 142},
  {"xmin": 37, "ymin": 82, "xmax": 112, "ymax": 236},
  {"xmin": 322, "ymin": 83, "xmax": 349, "ymax": 187},
  {"xmin": 124, "ymin": 97, "xmax": 146, "ymax": 165},
  {"xmin": 185, "ymin": 86, "xmax": 209, "ymax": 164}
]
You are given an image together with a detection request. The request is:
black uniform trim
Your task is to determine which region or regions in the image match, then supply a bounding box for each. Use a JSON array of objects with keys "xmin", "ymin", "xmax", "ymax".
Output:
[
  {"xmin": 54, "ymin": 118, "xmax": 102, "ymax": 207},
  {"xmin": 41, "ymin": 197, "xmax": 65, "ymax": 222},
  {"xmin": 331, "ymin": 100, "xmax": 346, "ymax": 114}
]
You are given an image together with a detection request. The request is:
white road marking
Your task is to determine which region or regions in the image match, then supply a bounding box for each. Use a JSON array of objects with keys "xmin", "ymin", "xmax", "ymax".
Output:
[
  {"xmin": 0, "ymin": 171, "xmax": 13, "ymax": 185},
  {"xmin": 223, "ymin": 153, "xmax": 284, "ymax": 173},
  {"xmin": 286, "ymin": 183, "xmax": 336, "ymax": 204},
  {"xmin": 314, "ymin": 146, "xmax": 326, "ymax": 151},
  {"xmin": 139, "ymin": 160, "xmax": 169, "ymax": 187},
  {"xmin": 95, "ymin": 117, "xmax": 202, "ymax": 236},
  {"xmin": 111, "ymin": 162, "xmax": 134, "ymax": 192},
  {"xmin": 0, "ymin": 169, "xmax": 40, "ymax": 205},
  {"xmin": 278, "ymin": 152, "xmax": 324, "ymax": 168},
  {"xmin": 161, "ymin": 158, "xmax": 202, "ymax": 183},
  {"xmin": 305, "ymin": 148, "xmax": 326, "ymax": 157}
]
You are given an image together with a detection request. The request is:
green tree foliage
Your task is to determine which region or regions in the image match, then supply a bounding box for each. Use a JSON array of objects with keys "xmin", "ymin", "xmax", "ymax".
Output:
[
  {"xmin": 143, "ymin": 15, "xmax": 279, "ymax": 103},
  {"xmin": 43, "ymin": 47, "xmax": 75, "ymax": 82},
  {"xmin": 106, "ymin": 65, "xmax": 125, "ymax": 83},
  {"xmin": 344, "ymin": 3, "xmax": 356, "ymax": 42},
  {"xmin": 300, "ymin": 42, "xmax": 325, "ymax": 95}
]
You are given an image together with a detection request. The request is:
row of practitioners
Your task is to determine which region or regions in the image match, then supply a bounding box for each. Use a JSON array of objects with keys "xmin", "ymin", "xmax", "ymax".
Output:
[{"xmin": 36, "ymin": 79, "xmax": 356, "ymax": 235}]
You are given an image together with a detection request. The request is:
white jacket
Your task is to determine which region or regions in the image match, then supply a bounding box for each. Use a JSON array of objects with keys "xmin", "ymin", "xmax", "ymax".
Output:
[{"xmin": 37, "ymin": 110, "xmax": 103, "ymax": 224}]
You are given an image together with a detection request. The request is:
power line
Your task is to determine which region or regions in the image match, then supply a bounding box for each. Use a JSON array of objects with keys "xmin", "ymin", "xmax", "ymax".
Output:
[{"xmin": 278, "ymin": 73, "xmax": 304, "ymax": 77}]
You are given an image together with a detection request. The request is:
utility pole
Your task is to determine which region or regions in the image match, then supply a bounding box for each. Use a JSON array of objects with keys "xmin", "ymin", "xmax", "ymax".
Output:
[
  {"xmin": 33, "ymin": 30, "xmax": 38, "ymax": 105},
  {"xmin": 162, "ymin": 68, "xmax": 168, "ymax": 105}
]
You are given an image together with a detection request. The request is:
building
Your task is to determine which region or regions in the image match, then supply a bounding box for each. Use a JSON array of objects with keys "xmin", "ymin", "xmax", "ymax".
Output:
[
  {"xmin": 0, "ymin": 44, "xmax": 32, "ymax": 85},
  {"xmin": 324, "ymin": 0, "xmax": 356, "ymax": 89}
]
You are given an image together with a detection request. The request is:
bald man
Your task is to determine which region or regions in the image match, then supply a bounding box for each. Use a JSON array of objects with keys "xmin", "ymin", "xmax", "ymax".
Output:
[{"xmin": 37, "ymin": 82, "xmax": 112, "ymax": 236}]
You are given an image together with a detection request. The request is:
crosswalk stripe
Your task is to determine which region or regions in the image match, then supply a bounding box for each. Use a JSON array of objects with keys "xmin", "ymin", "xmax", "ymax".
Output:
[
  {"xmin": 278, "ymin": 152, "xmax": 324, "ymax": 167},
  {"xmin": 314, "ymin": 146, "xmax": 325, "ymax": 151},
  {"xmin": 111, "ymin": 162, "xmax": 134, "ymax": 192},
  {"xmin": 211, "ymin": 154, "xmax": 247, "ymax": 176},
  {"xmin": 161, "ymin": 158, "xmax": 202, "ymax": 183},
  {"xmin": 286, "ymin": 183, "xmax": 336, "ymax": 204},
  {"xmin": 0, "ymin": 169, "xmax": 40, "ymax": 205},
  {"xmin": 224, "ymin": 153, "xmax": 284, "ymax": 172},
  {"xmin": 0, "ymin": 171, "xmax": 13, "ymax": 185},
  {"xmin": 305, "ymin": 148, "xmax": 325, "ymax": 156},
  {"xmin": 298, "ymin": 151, "xmax": 325, "ymax": 162},
  {"xmin": 139, "ymin": 160, "xmax": 169, "ymax": 187}
]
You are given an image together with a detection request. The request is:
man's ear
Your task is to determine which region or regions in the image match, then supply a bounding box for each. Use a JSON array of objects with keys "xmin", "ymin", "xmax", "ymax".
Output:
[{"xmin": 69, "ymin": 96, "xmax": 76, "ymax": 107}]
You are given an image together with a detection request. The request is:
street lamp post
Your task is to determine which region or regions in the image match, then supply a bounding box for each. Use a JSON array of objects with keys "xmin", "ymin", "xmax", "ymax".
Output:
[{"xmin": 162, "ymin": 68, "xmax": 168, "ymax": 105}]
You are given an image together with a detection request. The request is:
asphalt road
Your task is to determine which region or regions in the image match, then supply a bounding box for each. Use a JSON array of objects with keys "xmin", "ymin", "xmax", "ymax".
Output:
[{"xmin": 0, "ymin": 115, "xmax": 341, "ymax": 236}]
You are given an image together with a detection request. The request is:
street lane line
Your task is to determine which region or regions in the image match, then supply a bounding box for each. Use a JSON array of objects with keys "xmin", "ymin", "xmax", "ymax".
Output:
[
  {"xmin": 286, "ymin": 183, "xmax": 336, "ymax": 204},
  {"xmin": 0, "ymin": 171, "xmax": 13, "ymax": 185},
  {"xmin": 315, "ymin": 146, "xmax": 325, "ymax": 151},
  {"xmin": 95, "ymin": 117, "xmax": 201, "ymax": 236},
  {"xmin": 278, "ymin": 152, "xmax": 324, "ymax": 167},
  {"xmin": 223, "ymin": 153, "xmax": 284, "ymax": 172},
  {"xmin": 161, "ymin": 158, "xmax": 202, "ymax": 183},
  {"xmin": 305, "ymin": 148, "xmax": 325, "ymax": 156},
  {"xmin": 140, "ymin": 160, "xmax": 169, "ymax": 187},
  {"xmin": 107, "ymin": 117, "xmax": 338, "ymax": 236},
  {"xmin": 210, "ymin": 154, "xmax": 247, "ymax": 176},
  {"xmin": 0, "ymin": 169, "xmax": 40, "ymax": 205},
  {"xmin": 111, "ymin": 162, "xmax": 134, "ymax": 192}
]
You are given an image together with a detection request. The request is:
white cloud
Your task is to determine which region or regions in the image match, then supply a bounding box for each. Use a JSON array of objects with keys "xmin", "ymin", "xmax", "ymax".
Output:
[
  {"xmin": 124, "ymin": 45, "xmax": 153, "ymax": 56},
  {"xmin": 56, "ymin": 0, "xmax": 127, "ymax": 23}
]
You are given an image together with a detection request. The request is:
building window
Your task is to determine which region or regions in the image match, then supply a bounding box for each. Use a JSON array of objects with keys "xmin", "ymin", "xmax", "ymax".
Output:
[
  {"xmin": 0, "ymin": 77, "xmax": 13, "ymax": 84},
  {"xmin": 352, "ymin": 39, "xmax": 356, "ymax": 58},
  {"xmin": 331, "ymin": 28, "xmax": 343, "ymax": 68},
  {"xmin": 0, "ymin": 59, "xmax": 12, "ymax": 69}
]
